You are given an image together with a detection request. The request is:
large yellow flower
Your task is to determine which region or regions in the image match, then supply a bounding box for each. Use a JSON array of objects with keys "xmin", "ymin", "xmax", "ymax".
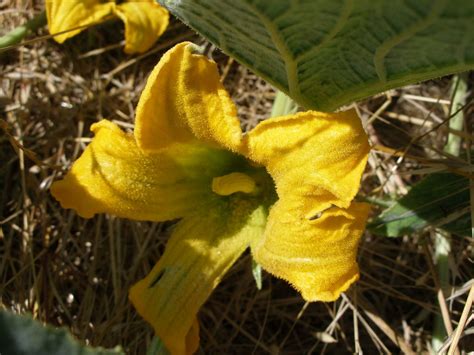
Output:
[
  {"xmin": 45, "ymin": 0, "xmax": 169, "ymax": 54},
  {"xmin": 51, "ymin": 42, "xmax": 370, "ymax": 354}
]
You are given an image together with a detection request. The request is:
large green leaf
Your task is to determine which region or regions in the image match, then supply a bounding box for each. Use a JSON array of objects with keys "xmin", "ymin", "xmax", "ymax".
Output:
[
  {"xmin": 369, "ymin": 173, "xmax": 470, "ymax": 237},
  {"xmin": 159, "ymin": 0, "xmax": 474, "ymax": 111},
  {"xmin": 0, "ymin": 310, "xmax": 123, "ymax": 355}
]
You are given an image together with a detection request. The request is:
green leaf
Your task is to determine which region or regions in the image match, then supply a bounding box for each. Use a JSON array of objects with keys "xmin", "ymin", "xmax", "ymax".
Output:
[
  {"xmin": 0, "ymin": 310, "xmax": 123, "ymax": 355},
  {"xmin": 159, "ymin": 0, "xmax": 474, "ymax": 111},
  {"xmin": 0, "ymin": 12, "xmax": 46, "ymax": 50},
  {"xmin": 251, "ymin": 259, "xmax": 263, "ymax": 290},
  {"xmin": 369, "ymin": 173, "xmax": 470, "ymax": 237},
  {"xmin": 146, "ymin": 336, "xmax": 170, "ymax": 355}
]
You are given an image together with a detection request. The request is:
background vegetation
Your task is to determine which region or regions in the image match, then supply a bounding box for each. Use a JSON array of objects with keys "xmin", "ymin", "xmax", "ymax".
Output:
[{"xmin": 1, "ymin": 1, "xmax": 473, "ymax": 353}]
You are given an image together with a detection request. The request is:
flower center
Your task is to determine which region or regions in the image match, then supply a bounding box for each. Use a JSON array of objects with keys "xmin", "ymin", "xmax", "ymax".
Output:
[{"xmin": 212, "ymin": 172, "xmax": 256, "ymax": 196}]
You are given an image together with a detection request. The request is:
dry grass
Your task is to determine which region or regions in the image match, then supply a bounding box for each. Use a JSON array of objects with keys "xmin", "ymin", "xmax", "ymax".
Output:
[{"xmin": 1, "ymin": 2, "xmax": 473, "ymax": 354}]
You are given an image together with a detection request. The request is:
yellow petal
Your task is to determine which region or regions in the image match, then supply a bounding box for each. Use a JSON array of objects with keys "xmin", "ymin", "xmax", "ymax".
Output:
[
  {"xmin": 252, "ymin": 201, "xmax": 370, "ymax": 301},
  {"xmin": 185, "ymin": 319, "xmax": 200, "ymax": 355},
  {"xmin": 115, "ymin": 0, "xmax": 169, "ymax": 54},
  {"xmin": 45, "ymin": 0, "xmax": 114, "ymax": 43},
  {"xmin": 135, "ymin": 42, "xmax": 243, "ymax": 152},
  {"xmin": 246, "ymin": 109, "xmax": 370, "ymax": 300},
  {"xmin": 129, "ymin": 203, "xmax": 268, "ymax": 355},
  {"xmin": 244, "ymin": 109, "xmax": 370, "ymax": 214},
  {"xmin": 50, "ymin": 120, "xmax": 237, "ymax": 221}
]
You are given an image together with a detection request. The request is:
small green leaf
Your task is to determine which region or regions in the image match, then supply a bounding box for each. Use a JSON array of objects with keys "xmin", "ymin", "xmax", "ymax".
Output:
[
  {"xmin": 369, "ymin": 173, "xmax": 470, "ymax": 237},
  {"xmin": 252, "ymin": 259, "xmax": 263, "ymax": 290},
  {"xmin": 0, "ymin": 12, "xmax": 46, "ymax": 50},
  {"xmin": 146, "ymin": 336, "xmax": 170, "ymax": 355},
  {"xmin": 0, "ymin": 310, "xmax": 123, "ymax": 355},
  {"xmin": 159, "ymin": 0, "xmax": 474, "ymax": 111}
]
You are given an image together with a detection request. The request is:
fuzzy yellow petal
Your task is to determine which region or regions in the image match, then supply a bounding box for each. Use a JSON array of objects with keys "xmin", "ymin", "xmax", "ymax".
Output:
[
  {"xmin": 244, "ymin": 109, "xmax": 370, "ymax": 215},
  {"xmin": 45, "ymin": 0, "xmax": 114, "ymax": 43},
  {"xmin": 115, "ymin": 0, "xmax": 169, "ymax": 54},
  {"xmin": 129, "ymin": 204, "xmax": 268, "ymax": 355},
  {"xmin": 135, "ymin": 42, "xmax": 243, "ymax": 152},
  {"xmin": 246, "ymin": 109, "xmax": 370, "ymax": 300},
  {"xmin": 253, "ymin": 201, "xmax": 370, "ymax": 301},
  {"xmin": 50, "ymin": 120, "xmax": 238, "ymax": 221}
]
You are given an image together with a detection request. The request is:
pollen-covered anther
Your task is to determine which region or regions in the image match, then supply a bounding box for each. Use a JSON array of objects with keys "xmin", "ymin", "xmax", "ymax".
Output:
[{"xmin": 212, "ymin": 172, "xmax": 256, "ymax": 196}]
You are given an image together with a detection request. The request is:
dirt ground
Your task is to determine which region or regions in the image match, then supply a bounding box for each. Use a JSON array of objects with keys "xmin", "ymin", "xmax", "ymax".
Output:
[{"xmin": 1, "ymin": 1, "xmax": 473, "ymax": 354}]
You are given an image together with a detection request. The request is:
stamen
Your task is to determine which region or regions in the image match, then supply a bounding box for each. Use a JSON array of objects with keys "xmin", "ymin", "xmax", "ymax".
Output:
[{"xmin": 212, "ymin": 172, "xmax": 256, "ymax": 196}]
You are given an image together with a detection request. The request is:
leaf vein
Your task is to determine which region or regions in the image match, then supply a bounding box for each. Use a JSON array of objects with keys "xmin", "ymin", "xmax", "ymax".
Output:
[
  {"xmin": 295, "ymin": 0, "xmax": 354, "ymax": 63},
  {"xmin": 242, "ymin": 0, "xmax": 305, "ymax": 105},
  {"xmin": 373, "ymin": 0, "xmax": 448, "ymax": 83}
]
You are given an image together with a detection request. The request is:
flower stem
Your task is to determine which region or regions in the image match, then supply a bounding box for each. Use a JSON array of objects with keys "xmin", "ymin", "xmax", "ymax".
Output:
[
  {"xmin": 0, "ymin": 11, "xmax": 46, "ymax": 50},
  {"xmin": 270, "ymin": 90, "xmax": 298, "ymax": 117},
  {"xmin": 432, "ymin": 73, "xmax": 468, "ymax": 354},
  {"xmin": 445, "ymin": 74, "xmax": 468, "ymax": 156}
]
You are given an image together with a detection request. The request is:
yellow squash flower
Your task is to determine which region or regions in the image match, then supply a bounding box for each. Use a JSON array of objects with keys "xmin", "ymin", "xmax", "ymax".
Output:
[
  {"xmin": 45, "ymin": 0, "xmax": 169, "ymax": 54},
  {"xmin": 51, "ymin": 42, "xmax": 371, "ymax": 354}
]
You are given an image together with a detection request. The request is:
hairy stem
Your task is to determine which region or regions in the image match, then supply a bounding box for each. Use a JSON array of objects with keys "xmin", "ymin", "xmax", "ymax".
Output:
[{"xmin": 432, "ymin": 73, "xmax": 468, "ymax": 354}]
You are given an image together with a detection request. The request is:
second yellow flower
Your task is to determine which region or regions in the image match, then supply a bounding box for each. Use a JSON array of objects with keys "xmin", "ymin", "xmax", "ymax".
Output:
[{"xmin": 45, "ymin": 0, "xmax": 169, "ymax": 53}]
